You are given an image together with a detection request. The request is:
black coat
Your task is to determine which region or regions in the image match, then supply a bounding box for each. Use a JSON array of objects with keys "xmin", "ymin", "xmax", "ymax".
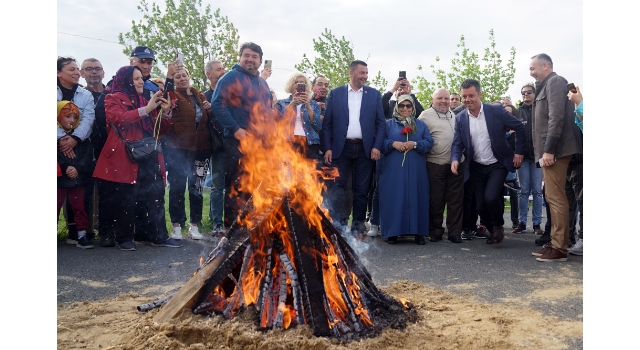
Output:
[{"xmin": 57, "ymin": 138, "xmax": 93, "ymax": 188}]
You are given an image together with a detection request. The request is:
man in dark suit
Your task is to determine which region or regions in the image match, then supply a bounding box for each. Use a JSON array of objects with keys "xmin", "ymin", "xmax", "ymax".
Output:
[
  {"xmin": 451, "ymin": 79, "xmax": 525, "ymax": 244},
  {"xmin": 323, "ymin": 60, "xmax": 385, "ymax": 236}
]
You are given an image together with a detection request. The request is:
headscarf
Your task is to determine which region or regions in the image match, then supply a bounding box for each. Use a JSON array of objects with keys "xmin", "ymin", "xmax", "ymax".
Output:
[
  {"xmin": 57, "ymin": 100, "xmax": 80, "ymax": 131},
  {"xmin": 393, "ymin": 94, "xmax": 418, "ymax": 136},
  {"xmin": 111, "ymin": 66, "xmax": 146, "ymax": 109}
]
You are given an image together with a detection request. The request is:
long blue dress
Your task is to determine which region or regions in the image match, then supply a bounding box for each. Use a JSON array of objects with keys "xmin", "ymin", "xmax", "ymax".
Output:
[{"xmin": 379, "ymin": 118, "xmax": 434, "ymax": 238}]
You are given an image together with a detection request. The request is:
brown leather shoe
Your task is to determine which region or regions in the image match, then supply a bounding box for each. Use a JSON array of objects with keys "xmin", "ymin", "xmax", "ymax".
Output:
[
  {"xmin": 536, "ymin": 247, "xmax": 568, "ymax": 262},
  {"xmin": 486, "ymin": 225, "xmax": 505, "ymax": 244},
  {"xmin": 532, "ymin": 243, "xmax": 552, "ymax": 256}
]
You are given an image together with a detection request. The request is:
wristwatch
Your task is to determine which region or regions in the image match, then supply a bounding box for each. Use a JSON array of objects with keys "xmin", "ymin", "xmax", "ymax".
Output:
[{"xmin": 413, "ymin": 142, "xmax": 417, "ymax": 149}]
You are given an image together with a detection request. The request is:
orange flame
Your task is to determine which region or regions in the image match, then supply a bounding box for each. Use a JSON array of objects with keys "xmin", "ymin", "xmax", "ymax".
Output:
[{"xmin": 398, "ymin": 297, "xmax": 411, "ymax": 309}]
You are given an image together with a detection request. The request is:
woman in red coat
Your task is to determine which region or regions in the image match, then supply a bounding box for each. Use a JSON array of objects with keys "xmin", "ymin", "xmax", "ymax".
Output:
[{"xmin": 93, "ymin": 66, "xmax": 182, "ymax": 251}]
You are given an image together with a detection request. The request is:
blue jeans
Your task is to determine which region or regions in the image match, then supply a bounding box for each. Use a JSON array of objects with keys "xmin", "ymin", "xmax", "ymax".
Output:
[
  {"xmin": 208, "ymin": 149, "xmax": 226, "ymax": 226},
  {"xmin": 516, "ymin": 158, "xmax": 543, "ymax": 225}
]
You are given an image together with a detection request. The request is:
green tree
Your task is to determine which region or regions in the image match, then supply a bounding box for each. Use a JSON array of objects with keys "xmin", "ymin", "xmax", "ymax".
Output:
[
  {"xmin": 118, "ymin": 0, "xmax": 239, "ymax": 90},
  {"xmin": 295, "ymin": 29, "xmax": 386, "ymax": 92},
  {"xmin": 411, "ymin": 29, "xmax": 516, "ymax": 106}
]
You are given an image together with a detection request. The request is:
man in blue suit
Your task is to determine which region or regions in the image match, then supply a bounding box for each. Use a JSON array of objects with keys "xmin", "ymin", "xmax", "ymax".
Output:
[
  {"xmin": 451, "ymin": 79, "xmax": 525, "ymax": 245},
  {"xmin": 323, "ymin": 60, "xmax": 386, "ymax": 236}
]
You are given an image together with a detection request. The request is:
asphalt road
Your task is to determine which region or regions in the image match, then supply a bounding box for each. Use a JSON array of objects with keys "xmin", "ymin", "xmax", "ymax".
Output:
[{"xmin": 57, "ymin": 211, "xmax": 583, "ymax": 347}]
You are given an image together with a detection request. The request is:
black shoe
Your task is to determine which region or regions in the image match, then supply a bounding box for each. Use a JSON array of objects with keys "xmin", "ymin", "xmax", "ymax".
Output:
[
  {"xmin": 513, "ymin": 222, "xmax": 527, "ymax": 233},
  {"xmin": 535, "ymin": 231, "xmax": 551, "ymax": 246},
  {"xmin": 461, "ymin": 229, "xmax": 474, "ymax": 240},
  {"xmin": 428, "ymin": 236, "xmax": 442, "ymax": 242},
  {"xmin": 386, "ymin": 236, "xmax": 398, "ymax": 244},
  {"xmin": 474, "ymin": 231, "xmax": 489, "ymax": 239},
  {"xmin": 76, "ymin": 236, "xmax": 94, "ymax": 249},
  {"xmin": 99, "ymin": 233, "xmax": 115, "ymax": 247},
  {"xmin": 415, "ymin": 235, "xmax": 426, "ymax": 245},
  {"xmin": 151, "ymin": 238, "xmax": 183, "ymax": 248},
  {"xmin": 119, "ymin": 240, "xmax": 136, "ymax": 251},
  {"xmin": 448, "ymin": 235, "xmax": 462, "ymax": 243},
  {"xmin": 511, "ymin": 221, "xmax": 519, "ymax": 230},
  {"xmin": 533, "ymin": 224, "xmax": 543, "ymax": 235}
]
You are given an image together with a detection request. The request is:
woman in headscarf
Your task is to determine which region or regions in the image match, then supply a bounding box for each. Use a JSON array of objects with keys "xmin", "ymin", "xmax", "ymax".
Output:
[
  {"xmin": 163, "ymin": 67, "xmax": 212, "ymax": 240},
  {"xmin": 378, "ymin": 95, "xmax": 433, "ymax": 245},
  {"xmin": 93, "ymin": 65, "xmax": 182, "ymax": 251}
]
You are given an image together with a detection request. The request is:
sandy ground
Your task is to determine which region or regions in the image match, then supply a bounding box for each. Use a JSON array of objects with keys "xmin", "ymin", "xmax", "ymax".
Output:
[{"xmin": 57, "ymin": 278, "xmax": 582, "ymax": 350}]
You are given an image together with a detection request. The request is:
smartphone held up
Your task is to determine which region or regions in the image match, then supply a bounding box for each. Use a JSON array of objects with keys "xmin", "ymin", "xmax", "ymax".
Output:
[
  {"xmin": 296, "ymin": 82, "xmax": 306, "ymax": 94},
  {"xmin": 567, "ymin": 83, "xmax": 577, "ymax": 93},
  {"xmin": 264, "ymin": 60, "xmax": 272, "ymax": 69}
]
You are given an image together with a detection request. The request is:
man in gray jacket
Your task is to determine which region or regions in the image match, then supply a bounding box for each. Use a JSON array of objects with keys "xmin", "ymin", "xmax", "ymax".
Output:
[{"xmin": 529, "ymin": 53, "xmax": 583, "ymax": 262}]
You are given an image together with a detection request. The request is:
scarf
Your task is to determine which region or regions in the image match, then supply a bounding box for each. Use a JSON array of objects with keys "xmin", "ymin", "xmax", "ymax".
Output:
[
  {"xmin": 110, "ymin": 65, "xmax": 157, "ymax": 134},
  {"xmin": 393, "ymin": 94, "xmax": 418, "ymax": 136},
  {"xmin": 57, "ymin": 79, "xmax": 78, "ymax": 101}
]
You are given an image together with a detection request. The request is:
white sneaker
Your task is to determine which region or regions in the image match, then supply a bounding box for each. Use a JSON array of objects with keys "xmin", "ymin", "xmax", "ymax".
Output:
[
  {"xmin": 568, "ymin": 238, "xmax": 583, "ymax": 256},
  {"xmin": 189, "ymin": 225, "xmax": 203, "ymax": 240},
  {"xmin": 366, "ymin": 225, "xmax": 379, "ymax": 237},
  {"xmin": 170, "ymin": 226, "xmax": 183, "ymax": 240}
]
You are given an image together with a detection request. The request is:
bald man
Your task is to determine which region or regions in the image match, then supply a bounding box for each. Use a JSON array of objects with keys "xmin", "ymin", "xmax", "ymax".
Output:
[{"xmin": 417, "ymin": 88, "xmax": 465, "ymax": 243}]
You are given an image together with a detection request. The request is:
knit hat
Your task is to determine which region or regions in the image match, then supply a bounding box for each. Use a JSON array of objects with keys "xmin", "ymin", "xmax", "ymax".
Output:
[{"xmin": 57, "ymin": 100, "xmax": 80, "ymax": 131}]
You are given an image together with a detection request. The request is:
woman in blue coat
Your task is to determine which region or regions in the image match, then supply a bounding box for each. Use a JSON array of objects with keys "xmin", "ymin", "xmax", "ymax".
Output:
[{"xmin": 378, "ymin": 95, "xmax": 433, "ymax": 245}]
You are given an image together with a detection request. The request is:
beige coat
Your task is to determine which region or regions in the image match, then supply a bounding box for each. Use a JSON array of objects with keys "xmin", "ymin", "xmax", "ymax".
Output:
[{"xmin": 531, "ymin": 72, "xmax": 582, "ymax": 160}]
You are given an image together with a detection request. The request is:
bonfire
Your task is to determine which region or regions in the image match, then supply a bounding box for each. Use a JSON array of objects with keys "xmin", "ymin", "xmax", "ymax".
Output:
[{"xmin": 141, "ymin": 87, "xmax": 416, "ymax": 339}]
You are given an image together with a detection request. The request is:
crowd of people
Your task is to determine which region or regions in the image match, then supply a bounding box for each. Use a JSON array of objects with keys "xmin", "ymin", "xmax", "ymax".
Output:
[{"xmin": 57, "ymin": 43, "xmax": 583, "ymax": 262}]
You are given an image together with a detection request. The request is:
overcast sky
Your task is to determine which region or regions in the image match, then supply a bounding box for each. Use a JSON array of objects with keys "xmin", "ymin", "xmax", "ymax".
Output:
[{"xmin": 57, "ymin": 0, "xmax": 583, "ymax": 104}]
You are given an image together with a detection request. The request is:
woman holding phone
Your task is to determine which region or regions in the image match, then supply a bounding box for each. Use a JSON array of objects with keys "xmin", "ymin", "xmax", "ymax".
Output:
[
  {"xmin": 274, "ymin": 71, "xmax": 322, "ymax": 160},
  {"xmin": 93, "ymin": 65, "xmax": 181, "ymax": 251}
]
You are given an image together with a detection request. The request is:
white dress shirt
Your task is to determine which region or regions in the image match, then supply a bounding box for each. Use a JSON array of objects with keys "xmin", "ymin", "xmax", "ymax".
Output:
[
  {"xmin": 346, "ymin": 83, "xmax": 363, "ymax": 139},
  {"xmin": 468, "ymin": 104, "xmax": 498, "ymax": 165}
]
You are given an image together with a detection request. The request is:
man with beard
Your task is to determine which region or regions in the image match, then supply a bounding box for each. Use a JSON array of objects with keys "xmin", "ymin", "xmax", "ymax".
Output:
[
  {"xmin": 451, "ymin": 79, "xmax": 525, "ymax": 245},
  {"xmin": 418, "ymin": 88, "xmax": 465, "ymax": 243},
  {"xmin": 528, "ymin": 54, "xmax": 582, "ymax": 262},
  {"xmin": 211, "ymin": 42, "xmax": 273, "ymax": 228}
]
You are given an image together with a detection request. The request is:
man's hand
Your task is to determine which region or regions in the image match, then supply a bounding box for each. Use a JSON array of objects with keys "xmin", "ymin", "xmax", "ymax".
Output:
[
  {"xmin": 513, "ymin": 154, "xmax": 523, "ymax": 168},
  {"xmin": 451, "ymin": 160, "xmax": 459, "ymax": 175},
  {"xmin": 324, "ymin": 150, "xmax": 333, "ymax": 164},
  {"xmin": 66, "ymin": 166, "xmax": 78, "ymax": 180},
  {"xmin": 234, "ymin": 128, "xmax": 248, "ymax": 140},
  {"xmin": 371, "ymin": 148, "xmax": 380, "ymax": 161},
  {"xmin": 260, "ymin": 68, "xmax": 272, "ymax": 80},
  {"xmin": 542, "ymin": 152, "xmax": 555, "ymax": 167},
  {"xmin": 59, "ymin": 136, "xmax": 77, "ymax": 158}
]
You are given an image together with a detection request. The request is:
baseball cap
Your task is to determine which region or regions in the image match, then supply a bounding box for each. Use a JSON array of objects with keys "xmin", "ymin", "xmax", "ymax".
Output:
[{"xmin": 130, "ymin": 46, "xmax": 156, "ymax": 61}]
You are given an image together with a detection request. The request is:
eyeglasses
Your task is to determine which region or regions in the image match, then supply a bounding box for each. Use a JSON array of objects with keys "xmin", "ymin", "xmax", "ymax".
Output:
[
  {"xmin": 83, "ymin": 67, "xmax": 103, "ymax": 73},
  {"xmin": 522, "ymin": 90, "xmax": 534, "ymax": 95},
  {"xmin": 398, "ymin": 103, "xmax": 413, "ymax": 109}
]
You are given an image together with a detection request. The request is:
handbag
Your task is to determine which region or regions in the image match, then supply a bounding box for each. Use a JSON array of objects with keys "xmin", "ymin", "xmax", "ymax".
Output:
[{"xmin": 110, "ymin": 123, "xmax": 162, "ymax": 163}]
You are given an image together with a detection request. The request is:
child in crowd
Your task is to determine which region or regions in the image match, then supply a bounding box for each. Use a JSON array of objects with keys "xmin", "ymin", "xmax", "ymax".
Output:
[{"xmin": 57, "ymin": 101, "xmax": 94, "ymax": 249}]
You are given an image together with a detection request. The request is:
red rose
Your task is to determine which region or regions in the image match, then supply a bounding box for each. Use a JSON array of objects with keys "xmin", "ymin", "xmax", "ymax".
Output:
[{"xmin": 401, "ymin": 126, "xmax": 413, "ymax": 135}]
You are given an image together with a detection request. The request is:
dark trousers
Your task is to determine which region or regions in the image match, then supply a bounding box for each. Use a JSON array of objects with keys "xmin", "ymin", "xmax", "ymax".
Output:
[
  {"xmin": 566, "ymin": 161, "xmax": 583, "ymax": 240},
  {"xmin": 223, "ymin": 137, "xmax": 250, "ymax": 227},
  {"xmin": 470, "ymin": 161, "xmax": 508, "ymax": 231},
  {"xmin": 58, "ymin": 186, "xmax": 88, "ymax": 232},
  {"xmin": 508, "ymin": 186, "xmax": 519, "ymax": 225},
  {"xmin": 164, "ymin": 146, "xmax": 209, "ymax": 226},
  {"xmin": 427, "ymin": 161, "xmax": 465, "ymax": 238},
  {"xmin": 98, "ymin": 157, "xmax": 168, "ymax": 244},
  {"xmin": 462, "ymin": 178, "xmax": 479, "ymax": 230},
  {"xmin": 331, "ymin": 142, "xmax": 374, "ymax": 233}
]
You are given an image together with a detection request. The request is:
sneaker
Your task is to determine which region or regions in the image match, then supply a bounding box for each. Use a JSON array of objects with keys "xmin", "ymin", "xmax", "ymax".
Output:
[
  {"xmin": 76, "ymin": 236, "xmax": 94, "ymax": 249},
  {"xmin": 535, "ymin": 231, "xmax": 551, "ymax": 246},
  {"xmin": 532, "ymin": 243, "xmax": 552, "ymax": 257},
  {"xmin": 511, "ymin": 221, "xmax": 519, "ymax": 230},
  {"xmin": 66, "ymin": 238, "xmax": 78, "ymax": 245},
  {"xmin": 170, "ymin": 226, "xmax": 183, "ymax": 240},
  {"xmin": 99, "ymin": 233, "xmax": 115, "ymax": 247},
  {"xmin": 461, "ymin": 229, "xmax": 475, "ymax": 240},
  {"xmin": 533, "ymin": 224, "xmax": 543, "ymax": 234},
  {"xmin": 152, "ymin": 238, "xmax": 183, "ymax": 248},
  {"xmin": 474, "ymin": 225, "xmax": 489, "ymax": 239},
  {"xmin": 366, "ymin": 225, "xmax": 379, "ymax": 237},
  {"xmin": 66, "ymin": 230, "xmax": 78, "ymax": 245},
  {"xmin": 119, "ymin": 240, "xmax": 136, "ymax": 251},
  {"xmin": 189, "ymin": 225, "xmax": 203, "ymax": 240},
  {"xmin": 568, "ymin": 238, "xmax": 583, "ymax": 256},
  {"xmin": 513, "ymin": 222, "xmax": 527, "ymax": 234},
  {"xmin": 536, "ymin": 247, "xmax": 568, "ymax": 262},
  {"xmin": 212, "ymin": 224, "xmax": 227, "ymax": 236}
]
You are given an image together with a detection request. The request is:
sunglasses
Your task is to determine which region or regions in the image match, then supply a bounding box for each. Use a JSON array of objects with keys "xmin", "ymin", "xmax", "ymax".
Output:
[
  {"xmin": 398, "ymin": 103, "xmax": 413, "ymax": 109},
  {"xmin": 521, "ymin": 90, "xmax": 534, "ymax": 95}
]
